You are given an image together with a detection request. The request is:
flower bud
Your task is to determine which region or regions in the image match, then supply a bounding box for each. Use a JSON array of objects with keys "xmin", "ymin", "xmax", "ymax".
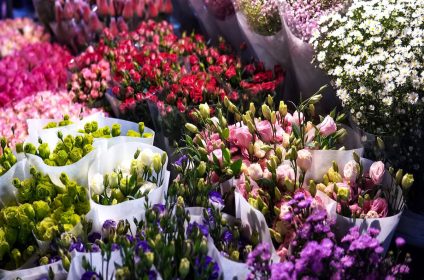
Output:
[
  {"xmin": 271, "ymin": 112, "xmax": 277, "ymax": 124},
  {"xmin": 230, "ymin": 250, "xmax": 240, "ymax": 261},
  {"xmin": 152, "ymin": 154, "xmax": 162, "ymax": 174},
  {"xmin": 199, "ymin": 103, "xmax": 210, "ymax": 119},
  {"xmin": 309, "ymin": 180, "xmax": 317, "ymax": 197},
  {"xmin": 39, "ymin": 256, "xmax": 49, "ymax": 265},
  {"xmin": 395, "ymin": 169, "xmax": 403, "ymax": 185},
  {"xmin": 337, "ymin": 187, "xmax": 350, "ymax": 201},
  {"xmin": 185, "ymin": 123, "xmax": 198, "ymax": 133},
  {"xmin": 179, "ymin": 258, "xmax": 190, "ymax": 279},
  {"xmin": 261, "ymin": 104, "xmax": 271, "ymax": 120},
  {"xmin": 145, "ymin": 252, "xmax": 154, "ymax": 267},
  {"xmin": 309, "ymin": 93, "xmax": 322, "ymax": 104},
  {"xmin": 16, "ymin": 143, "xmax": 24, "ymax": 153},
  {"xmin": 377, "ymin": 137, "xmax": 385, "ymax": 150},
  {"xmin": 200, "ymin": 237, "xmax": 208, "ymax": 254},
  {"xmin": 401, "ymin": 174, "xmax": 414, "ymax": 190},
  {"xmin": 0, "ymin": 137, "xmax": 6, "ymax": 149},
  {"xmin": 138, "ymin": 122, "xmax": 145, "ymax": 135},
  {"xmin": 197, "ymin": 161, "xmax": 206, "ymax": 177},
  {"xmin": 279, "ymin": 101, "xmax": 287, "ymax": 117},
  {"xmin": 267, "ymin": 95, "xmax": 273, "ymax": 106},
  {"xmin": 112, "ymin": 124, "xmax": 121, "ymax": 137},
  {"xmin": 249, "ymin": 102, "xmax": 256, "ymax": 115}
]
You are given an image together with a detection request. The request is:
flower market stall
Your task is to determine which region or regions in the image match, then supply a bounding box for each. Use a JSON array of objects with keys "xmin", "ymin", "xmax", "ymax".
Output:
[{"xmin": 0, "ymin": 0, "xmax": 422, "ymax": 279}]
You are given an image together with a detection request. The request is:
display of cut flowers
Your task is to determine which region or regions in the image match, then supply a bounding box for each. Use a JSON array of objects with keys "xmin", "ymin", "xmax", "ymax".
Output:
[
  {"xmin": 0, "ymin": 169, "xmax": 89, "ymax": 269},
  {"xmin": 23, "ymin": 132, "xmax": 95, "ymax": 166},
  {"xmin": 90, "ymin": 148, "xmax": 167, "ymax": 205},
  {"xmin": 0, "ymin": 137, "xmax": 18, "ymax": 176},
  {"xmin": 314, "ymin": 155, "xmax": 413, "ymax": 218}
]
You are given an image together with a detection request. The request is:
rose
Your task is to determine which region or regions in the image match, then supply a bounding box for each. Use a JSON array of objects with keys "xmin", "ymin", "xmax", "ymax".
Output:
[
  {"xmin": 343, "ymin": 160, "xmax": 359, "ymax": 182},
  {"xmin": 276, "ymin": 164, "xmax": 295, "ymax": 185},
  {"xmin": 296, "ymin": 149, "xmax": 312, "ymax": 171},
  {"xmin": 370, "ymin": 197, "xmax": 388, "ymax": 217},
  {"xmin": 317, "ymin": 115, "xmax": 337, "ymax": 137},
  {"xmin": 256, "ymin": 120, "xmax": 273, "ymax": 142},
  {"xmin": 90, "ymin": 173, "xmax": 104, "ymax": 195},
  {"xmin": 369, "ymin": 161, "xmax": 385, "ymax": 185},
  {"xmin": 248, "ymin": 163, "xmax": 263, "ymax": 180}
]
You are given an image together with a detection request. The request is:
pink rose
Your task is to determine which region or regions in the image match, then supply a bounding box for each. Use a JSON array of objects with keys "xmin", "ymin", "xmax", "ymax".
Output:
[
  {"xmin": 276, "ymin": 164, "xmax": 295, "ymax": 184},
  {"xmin": 296, "ymin": 149, "xmax": 312, "ymax": 171},
  {"xmin": 343, "ymin": 160, "xmax": 359, "ymax": 182},
  {"xmin": 370, "ymin": 198, "xmax": 388, "ymax": 217},
  {"xmin": 256, "ymin": 120, "xmax": 273, "ymax": 142},
  {"xmin": 317, "ymin": 115, "xmax": 337, "ymax": 137},
  {"xmin": 369, "ymin": 161, "xmax": 385, "ymax": 185},
  {"xmin": 232, "ymin": 126, "xmax": 252, "ymax": 149}
]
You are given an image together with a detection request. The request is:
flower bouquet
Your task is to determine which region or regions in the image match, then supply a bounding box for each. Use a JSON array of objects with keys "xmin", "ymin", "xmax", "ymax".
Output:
[
  {"xmin": 232, "ymin": 0, "xmax": 290, "ymax": 69},
  {"xmin": 0, "ymin": 167, "xmax": 89, "ymax": 272},
  {"xmin": 66, "ymin": 198, "xmax": 220, "ymax": 280},
  {"xmin": 313, "ymin": 156, "xmax": 412, "ymax": 249},
  {"xmin": 0, "ymin": 91, "xmax": 106, "ymax": 147},
  {"xmin": 310, "ymin": 0, "xmax": 424, "ymax": 196},
  {"xmin": 277, "ymin": 0, "xmax": 347, "ymax": 113},
  {"xmin": 0, "ymin": 43, "xmax": 72, "ymax": 107},
  {"xmin": 0, "ymin": 18, "xmax": 50, "ymax": 58},
  {"xmin": 46, "ymin": 0, "xmax": 173, "ymax": 52},
  {"xmin": 87, "ymin": 142, "xmax": 169, "ymax": 229},
  {"xmin": 23, "ymin": 131, "xmax": 108, "ymax": 187},
  {"xmin": 0, "ymin": 137, "xmax": 25, "ymax": 207}
]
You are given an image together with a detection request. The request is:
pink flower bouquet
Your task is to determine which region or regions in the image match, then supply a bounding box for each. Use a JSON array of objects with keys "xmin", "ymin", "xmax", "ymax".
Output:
[{"xmin": 0, "ymin": 42, "xmax": 72, "ymax": 107}]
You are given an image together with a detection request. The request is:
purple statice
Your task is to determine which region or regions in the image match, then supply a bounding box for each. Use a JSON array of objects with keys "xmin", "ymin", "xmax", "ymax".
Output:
[
  {"xmin": 187, "ymin": 222, "xmax": 209, "ymax": 237},
  {"xmin": 247, "ymin": 242, "xmax": 272, "ymax": 280},
  {"xmin": 80, "ymin": 271, "xmax": 101, "ymax": 280},
  {"xmin": 194, "ymin": 255, "xmax": 220, "ymax": 280},
  {"xmin": 209, "ymin": 191, "xmax": 224, "ymax": 210}
]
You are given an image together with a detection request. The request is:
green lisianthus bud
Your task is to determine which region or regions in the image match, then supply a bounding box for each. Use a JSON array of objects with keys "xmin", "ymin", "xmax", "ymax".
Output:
[
  {"xmin": 69, "ymin": 147, "xmax": 83, "ymax": 163},
  {"xmin": 309, "ymin": 180, "xmax": 317, "ymax": 197},
  {"xmin": 111, "ymin": 124, "xmax": 121, "ymax": 137},
  {"xmin": 126, "ymin": 130, "xmax": 141, "ymax": 137},
  {"xmin": 249, "ymin": 102, "xmax": 256, "ymax": 115},
  {"xmin": 279, "ymin": 101, "xmax": 287, "ymax": 117},
  {"xmin": 200, "ymin": 237, "xmax": 208, "ymax": 254},
  {"xmin": 145, "ymin": 252, "xmax": 154, "ymax": 267},
  {"xmin": 401, "ymin": 174, "xmax": 414, "ymax": 190},
  {"xmin": 179, "ymin": 258, "xmax": 190, "ymax": 279},
  {"xmin": 84, "ymin": 122, "xmax": 92, "ymax": 133},
  {"xmin": 33, "ymin": 200, "xmax": 50, "ymax": 221},
  {"xmin": 37, "ymin": 143, "xmax": 50, "ymax": 159},
  {"xmin": 230, "ymin": 250, "xmax": 240, "ymax": 261},
  {"xmin": 267, "ymin": 94, "xmax": 273, "ymax": 106},
  {"xmin": 24, "ymin": 143, "xmax": 37, "ymax": 155},
  {"xmin": 62, "ymin": 255, "xmax": 70, "ymax": 271},
  {"xmin": 15, "ymin": 142, "xmax": 24, "ymax": 153},
  {"xmin": 337, "ymin": 187, "xmax": 350, "ymax": 201},
  {"xmin": 199, "ymin": 103, "xmax": 210, "ymax": 119},
  {"xmin": 0, "ymin": 137, "xmax": 6, "ymax": 149},
  {"xmin": 197, "ymin": 161, "xmax": 206, "ymax": 177},
  {"xmin": 138, "ymin": 122, "xmax": 145, "ymax": 135},
  {"xmin": 152, "ymin": 154, "xmax": 162, "ymax": 174},
  {"xmin": 185, "ymin": 123, "xmax": 198, "ymax": 133},
  {"xmin": 261, "ymin": 104, "xmax": 271, "ymax": 120},
  {"xmin": 83, "ymin": 144, "xmax": 94, "ymax": 156},
  {"xmin": 161, "ymin": 152, "xmax": 167, "ymax": 165}
]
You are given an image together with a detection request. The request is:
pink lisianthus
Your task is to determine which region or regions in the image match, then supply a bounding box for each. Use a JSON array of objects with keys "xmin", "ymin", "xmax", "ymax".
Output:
[
  {"xmin": 317, "ymin": 115, "xmax": 337, "ymax": 137},
  {"xmin": 370, "ymin": 198, "xmax": 388, "ymax": 218},
  {"xmin": 256, "ymin": 120, "xmax": 274, "ymax": 143},
  {"xmin": 276, "ymin": 164, "xmax": 295, "ymax": 185},
  {"xmin": 369, "ymin": 161, "xmax": 385, "ymax": 185},
  {"xmin": 296, "ymin": 149, "xmax": 312, "ymax": 171},
  {"xmin": 230, "ymin": 125, "xmax": 252, "ymax": 149}
]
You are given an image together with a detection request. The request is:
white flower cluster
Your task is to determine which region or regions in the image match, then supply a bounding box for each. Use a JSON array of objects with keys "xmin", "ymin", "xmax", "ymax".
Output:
[{"xmin": 311, "ymin": 0, "xmax": 424, "ymax": 136}]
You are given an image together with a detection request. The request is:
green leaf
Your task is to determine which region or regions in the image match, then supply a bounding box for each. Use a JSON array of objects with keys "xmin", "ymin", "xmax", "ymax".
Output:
[
  {"xmin": 230, "ymin": 159, "xmax": 242, "ymax": 175},
  {"xmin": 222, "ymin": 148, "xmax": 231, "ymax": 165}
]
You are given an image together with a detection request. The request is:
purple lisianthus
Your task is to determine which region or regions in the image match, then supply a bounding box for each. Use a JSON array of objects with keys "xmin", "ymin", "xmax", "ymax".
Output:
[
  {"xmin": 88, "ymin": 232, "xmax": 101, "ymax": 243},
  {"xmin": 49, "ymin": 255, "xmax": 61, "ymax": 264},
  {"xmin": 69, "ymin": 240, "xmax": 85, "ymax": 252},
  {"xmin": 175, "ymin": 155, "xmax": 187, "ymax": 166},
  {"xmin": 221, "ymin": 230, "xmax": 233, "ymax": 243},
  {"xmin": 81, "ymin": 271, "xmax": 101, "ymax": 280},
  {"xmin": 187, "ymin": 222, "xmax": 209, "ymax": 237},
  {"xmin": 90, "ymin": 243, "xmax": 101, "ymax": 252},
  {"xmin": 148, "ymin": 270, "xmax": 157, "ymax": 280},
  {"xmin": 209, "ymin": 191, "xmax": 224, "ymax": 210},
  {"xmin": 395, "ymin": 237, "xmax": 406, "ymax": 248},
  {"xmin": 152, "ymin": 204, "xmax": 166, "ymax": 217},
  {"xmin": 102, "ymin": 219, "xmax": 117, "ymax": 230},
  {"xmin": 135, "ymin": 240, "xmax": 151, "ymax": 255},
  {"xmin": 111, "ymin": 243, "xmax": 120, "ymax": 251},
  {"xmin": 195, "ymin": 256, "xmax": 220, "ymax": 280}
]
